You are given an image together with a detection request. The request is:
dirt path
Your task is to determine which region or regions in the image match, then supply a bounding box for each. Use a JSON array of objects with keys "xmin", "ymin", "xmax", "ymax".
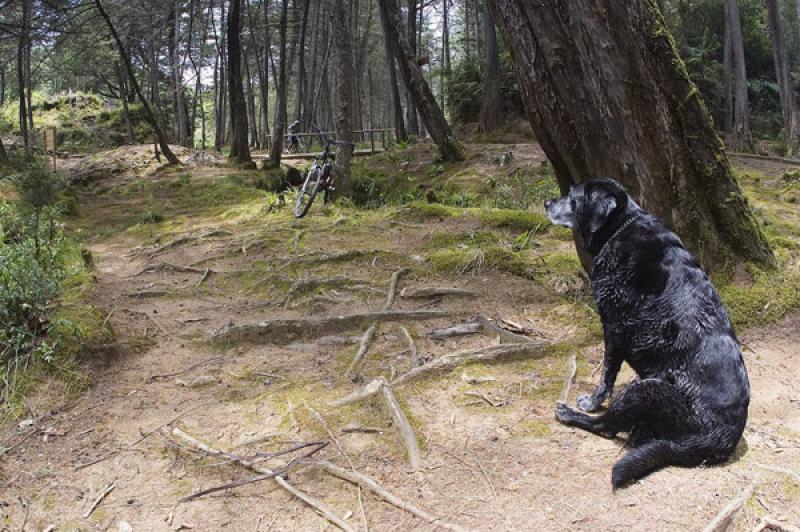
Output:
[{"xmin": 1, "ymin": 146, "xmax": 799, "ymax": 531}]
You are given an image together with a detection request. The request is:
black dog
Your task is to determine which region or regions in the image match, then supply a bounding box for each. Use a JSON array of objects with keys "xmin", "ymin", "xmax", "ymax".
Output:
[{"xmin": 545, "ymin": 179, "xmax": 750, "ymax": 489}]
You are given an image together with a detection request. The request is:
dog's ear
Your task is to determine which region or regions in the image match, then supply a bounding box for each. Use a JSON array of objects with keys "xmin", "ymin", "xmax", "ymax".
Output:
[{"xmin": 585, "ymin": 179, "xmax": 629, "ymax": 233}]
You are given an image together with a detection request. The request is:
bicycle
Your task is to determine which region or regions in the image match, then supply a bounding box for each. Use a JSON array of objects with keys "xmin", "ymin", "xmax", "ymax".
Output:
[
  {"xmin": 294, "ymin": 126, "xmax": 340, "ymax": 218},
  {"xmin": 285, "ymin": 134, "xmax": 310, "ymax": 154}
]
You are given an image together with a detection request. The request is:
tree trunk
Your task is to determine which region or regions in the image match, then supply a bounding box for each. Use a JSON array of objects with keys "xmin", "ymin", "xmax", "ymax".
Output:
[
  {"xmin": 294, "ymin": 0, "xmax": 311, "ymax": 122},
  {"xmin": 381, "ymin": 4, "xmax": 408, "ymax": 142},
  {"xmin": 172, "ymin": 1, "xmax": 190, "ymax": 147},
  {"xmin": 722, "ymin": 3, "xmax": 733, "ymax": 135},
  {"xmin": 116, "ymin": 61, "xmax": 135, "ymax": 144},
  {"xmin": 303, "ymin": 0, "xmax": 321, "ymax": 129},
  {"xmin": 765, "ymin": 0, "xmax": 798, "ymax": 156},
  {"xmin": 0, "ymin": 137, "xmax": 9, "ymax": 169},
  {"xmin": 25, "ymin": 2, "xmax": 33, "ymax": 139},
  {"xmin": 95, "ymin": 0, "xmax": 179, "ymax": 165},
  {"xmin": 727, "ymin": 0, "xmax": 753, "ymax": 152},
  {"xmin": 0, "ymin": 67, "xmax": 5, "ymax": 106},
  {"xmin": 269, "ymin": 0, "xmax": 290, "ymax": 167},
  {"xmin": 18, "ymin": 0, "xmax": 30, "ymax": 154},
  {"xmin": 378, "ymin": 0, "xmax": 465, "ymax": 161},
  {"xmin": 441, "ymin": 0, "xmax": 451, "ymax": 108},
  {"xmin": 405, "ymin": 0, "xmax": 420, "ymax": 136},
  {"xmin": 486, "ymin": 0, "xmax": 774, "ymax": 271},
  {"xmin": 332, "ymin": 0, "xmax": 357, "ymax": 197},
  {"xmin": 228, "ymin": 0, "xmax": 253, "ymax": 165},
  {"xmin": 478, "ymin": 0, "xmax": 502, "ymax": 133}
]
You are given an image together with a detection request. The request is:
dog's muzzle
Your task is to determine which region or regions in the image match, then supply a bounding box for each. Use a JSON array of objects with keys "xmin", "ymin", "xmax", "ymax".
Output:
[{"xmin": 545, "ymin": 197, "xmax": 574, "ymax": 228}]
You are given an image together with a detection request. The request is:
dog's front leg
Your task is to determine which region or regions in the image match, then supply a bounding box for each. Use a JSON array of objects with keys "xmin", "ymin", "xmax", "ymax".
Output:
[{"xmin": 577, "ymin": 340, "xmax": 624, "ymax": 412}]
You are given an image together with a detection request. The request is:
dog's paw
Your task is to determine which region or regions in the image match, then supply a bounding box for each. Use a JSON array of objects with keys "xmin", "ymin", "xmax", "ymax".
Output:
[
  {"xmin": 577, "ymin": 394, "xmax": 599, "ymax": 412},
  {"xmin": 555, "ymin": 402, "xmax": 577, "ymax": 424}
]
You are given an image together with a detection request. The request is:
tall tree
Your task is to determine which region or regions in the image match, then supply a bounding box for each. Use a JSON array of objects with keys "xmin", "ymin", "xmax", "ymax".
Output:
[
  {"xmin": 722, "ymin": 5, "xmax": 733, "ymax": 135},
  {"xmin": 95, "ymin": 0, "xmax": 180, "ymax": 165},
  {"xmin": 765, "ymin": 0, "xmax": 798, "ymax": 156},
  {"xmin": 378, "ymin": 0, "xmax": 465, "ymax": 161},
  {"xmin": 486, "ymin": 0, "xmax": 773, "ymax": 271},
  {"xmin": 18, "ymin": 0, "xmax": 30, "ymax": 154},
  {"xmin": 294, "ymin": 0, "xmax": 311, "ymax": 122},
  {"xmin": 441, "ymin": 0, "xmax": 451, "ymax": 108},
  {"xmin": 478, "ymin": 0, "xmax": 501, "ymax": 133},
  {"xmin": 331, "ymin": 0, "xmax": 357, "ymax": 196},
  {"xmin": 227, "ymin": 0, "xmax": 253, "ymax": 164},
  {"xmin": 269, "ymin": 0, "xmax": 290, "ymax": 166},
  {"xmin": 0, "ymin": 137, "xmax": 9, "ymax": 169},
  {"xmin": 381, "ymin": 4, "xmax": 408, "ymax": 143},
  {"xmin": 726, "ymin": 0, "xmax": 753, "ymax": 152},
  {"xmin": 405, "ymin": 0, "xmax": 420, "ymax": 136}
]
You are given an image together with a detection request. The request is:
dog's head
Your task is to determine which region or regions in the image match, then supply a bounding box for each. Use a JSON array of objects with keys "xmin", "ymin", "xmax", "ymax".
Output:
[{"xmin": 544, "ymin": 179, "xmax": 630, "ymax": 253}]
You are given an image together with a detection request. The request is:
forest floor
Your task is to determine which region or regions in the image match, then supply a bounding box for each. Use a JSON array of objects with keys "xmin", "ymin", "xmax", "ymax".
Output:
[{"xmin": 1, "ymin": 142, "xmax": 799, "ymax": 531}]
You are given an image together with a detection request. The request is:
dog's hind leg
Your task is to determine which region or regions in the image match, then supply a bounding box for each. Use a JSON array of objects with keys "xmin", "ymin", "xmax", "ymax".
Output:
[{"xmin": 556, "ymin": 378, "xmax": 694, "ymax": 438}]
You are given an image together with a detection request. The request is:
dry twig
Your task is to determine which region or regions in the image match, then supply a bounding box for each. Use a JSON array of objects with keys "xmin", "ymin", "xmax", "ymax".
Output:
[
  {"xmin": 560, "ymin": 352, "xmax": 578, "ymax": 404},
  {"xmin": 398, "ymin": 326, "xmax": 419, "ymax": 368},
  {"xmin": 346, "ymin": 323, "xmax": 378, "ymax": 378},
  {"xmin": 83, "ymin": 482, "xmax": 115, "ymax": 518},
  {"xmin": 702, "ymin": 480, "xmax": 756, "ymax": 532}
]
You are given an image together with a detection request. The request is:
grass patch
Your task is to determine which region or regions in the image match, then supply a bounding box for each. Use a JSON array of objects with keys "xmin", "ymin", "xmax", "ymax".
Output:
[{"xmin": 719, "ymin": 264, "xmax": 800, "ymax": 329}]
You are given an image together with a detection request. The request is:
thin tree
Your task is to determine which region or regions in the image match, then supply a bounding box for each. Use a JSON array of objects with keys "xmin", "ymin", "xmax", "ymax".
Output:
[
  {"xmin": 95, "ymin": 0, "xmax": 180, "ymax": 165},
  {"xmin": 269, "ymin": 0, "xmax": 290, "ymax": 167},
  {"xmin": 0, "ymin": 137, "xmax": 9, "ymax": 169},
  {"xmin": 478, "ymin": 0, "xmax": 501, "ymax": 133},
  {"xmin": 722, "ymin": 3, "xmax": 733, "ymax": 135},
  {"xmin": 765, "ymin": 0, "xmax": 798, "ymax": 156},
  {"xmin": 405, "ymin": 0, "xmax": 420, "ymax": 136},
  {"xmin": 17, "ymin": 0, "xmax": 30, "ymax": 154},
  {"xmin": 331, "ymin": 0, "xmax": 357, "ymax": 196},
  {"xmin": 227, "ymin": 0, "xmax": 253, "ymax": 164},
  {"xmin": 378, "ymin": 0, "xmax": 465, "ymax": 161},
  {"xmin": 726, "ymin": 0, "xmax": 753, "ymax": 152},
  {"xmin": 486, "ymin": 0, "xmax": 773, "ymax": 271},
  {"xmin": 381, "ymin": 6, "xmax": 408, "ymax": 143}
]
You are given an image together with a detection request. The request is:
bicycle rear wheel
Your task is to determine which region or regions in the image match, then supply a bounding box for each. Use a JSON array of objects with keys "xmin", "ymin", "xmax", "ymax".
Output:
[{"xmin": 294, "ymin": 168, "xmax": 322, "ymax": 218}]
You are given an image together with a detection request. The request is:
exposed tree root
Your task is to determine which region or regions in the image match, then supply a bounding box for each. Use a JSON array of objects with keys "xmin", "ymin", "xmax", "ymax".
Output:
[
  {"xmin": 400, "ymin": 287, "xmax": 475, "ymax": 299},
  {"xmin": 381, "ymin": 381, "xmax": 422, "ymax": 470},
  {"xmin": 148, "ymin": 228, "xmax": 232, "ymax": 258},
  {"xmin": 560, "ymin": 352, "xmax": 578, "ymax": 404},
  {"xmin": 428, "ymin": 316, "xmax": 538, "ymax": 344},
  {"xmin": 134, "ymin": 262, "xmax": 210, "ymax": 276},
  {"xmin": 702, "ymin": 480, "xmax": 756, "ymax": 532},
  {"xmin": 398, "ymin": 326, "xmax": 419, "ymax": 368},
  {"xmin": 285, "ymin": 249, "xmax": 386, "ymax": 266},
  {"xmin": 168, "ymin": 428, "xmax": 354, "ymax": 532},
  {"xmin": 391, "ymin": 342, "xmax": 549, "ymax": 387},
  {"xmin": 313, "ymin": 461, "xmax": 468, "ymax": 532},
  {"xmin": 329, "ymin": 378, "xmax": 385, "ymax": 407},
  {"xmin": 428, "ymin": 321, "xmax": 483, "ymax": 340},
  {"xmin": 383, "ymin": 268, "xmax": 410, "ymax": 310},
  {"xmin": 346, "ymin": 324, "xmax": 378, "ymax": 378},
  {"xmin": 283, "ymin": 277, "xmax": 367, "ymax": 308},
  {"xmin": 212, "ymin": 309, "xmax": 445, "ymax": 345}
]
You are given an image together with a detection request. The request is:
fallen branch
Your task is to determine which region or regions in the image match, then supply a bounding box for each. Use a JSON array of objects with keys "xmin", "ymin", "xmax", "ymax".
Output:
[
  {"xmin": 346, "ymin": 324, "xmax": 378, "ymax": 378},
  {"xmin": 128, "ymin": 403, "xmax": 208, "ymax": 448},
  {"xmin": 702, "ymin": 480, "xmax": 756, "ymax": 532},
  {"xmin": 398, "ymin": 326, "xmax": 419, "ymax": 368},
  {"xmin": 342, "ymin": 425, "xmax": 385, "ymax": 434},
  {"xmin": 212, "ymin": 309, "xmax": 446, "ymax": 346},
  {"xmin": 83, "ymin": 482, "xmax": 115, "ymax": 519},
  {"xmin": 383, "ymin": 268, "xmax": 410, "ymax": 310},
  {"xmin": 391, "ymin": 342, "xmax": 549, "ymax": 387},
  {"xmin": 283, "ymin": 277, "xmax": 365, "ymax": 308},
  {"xmin": 400, "ymin": 287, "xmax": 475, "ymax": 299},
  {"xmin": 169, "ymin": 428, "xmax": 353, "ymax": 531},
  {"xmin": 381, "ymin": 383, "xmax": 421, "ymax": 471},
  {"xmin": 314, "ymin": 461, "xmax": 468, "ymax": 532},
  {"xmin": 476, "ymin": 316, "xmax": 538, "ymax": 344},
  {"xmin": 428, "ymin": 321, "xmax": 483, "ymax": 341},
  {"xmin": 0, "ymin": 429, "xmax": 37, "ymax": 457},
  {"xmin": 560, "ymin": 352, "xmax": 578, "ymax": 404}
]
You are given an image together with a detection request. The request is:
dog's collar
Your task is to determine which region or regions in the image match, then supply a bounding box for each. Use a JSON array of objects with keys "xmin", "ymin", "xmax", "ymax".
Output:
[{"xmin": 595, "ymin": 215, "xmax": 639, "ymax": 259}]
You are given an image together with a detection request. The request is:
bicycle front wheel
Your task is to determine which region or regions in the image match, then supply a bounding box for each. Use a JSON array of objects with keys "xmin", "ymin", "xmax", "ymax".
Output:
[{"xmin": 294, "ymin": 168, "xmax": 322, "ymax": 218}]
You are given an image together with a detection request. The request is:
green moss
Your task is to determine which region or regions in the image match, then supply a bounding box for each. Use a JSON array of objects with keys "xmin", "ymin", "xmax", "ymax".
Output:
[
  {"xmin": 427, "ymin": 244, "xmax": 537, "ymax": 279},
  {"xmin": 474, "ymin": 208, "xmax": 549, "ymax": 230},
  {"xmin": 406, "ymin": 201, "xmax": 459, "ymax": 219},
  {"xmin": 516, "ymin": 420, "xmax": 552, "ymax": 438},
  {"xmin": 719, "ymin": 264, "xmax": 800, "ymax": 329}
]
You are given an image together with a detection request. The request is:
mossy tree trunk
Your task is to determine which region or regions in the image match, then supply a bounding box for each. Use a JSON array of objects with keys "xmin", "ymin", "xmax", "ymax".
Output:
[
  {"xmin": 486, "ymin": 0, "xmax": 774, "ymax": 272},
  {"xmin": 331, "ymin": 0, "xmax": 356, "ymax": 196},
  {"xmin": 227, "ymin": 0, "xmax": 253, "ymax": 165}
]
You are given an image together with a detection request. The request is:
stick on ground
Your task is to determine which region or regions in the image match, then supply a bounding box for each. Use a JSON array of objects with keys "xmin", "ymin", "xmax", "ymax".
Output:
[
  {"xmin": 83, "ymin": 482, "xmax": 115, "ymax": 518},
  {"xmin": 169, "ymin": 428, "xmax": 354, "ymax": 532},
  {"xmin": 398, "ymin": 326, "xmax": 419, "ymax": 368},
  {"xmin": 314, "ymin": 461, "xmax": 467, "ymax": 532},
  {"xmin": 702, "ymin": 480, "xmax": 756, "ymax": 532},
  {"xmin": 329, "ymin": 378, "xmax": 385, "ymax": 407},
  {"xmin": 383, "ymin": 268, "xmax": 410, "ymax": 310},
  {"xmin": 560, "ymin": 352, "xmax": 578, "ymax": 404}
]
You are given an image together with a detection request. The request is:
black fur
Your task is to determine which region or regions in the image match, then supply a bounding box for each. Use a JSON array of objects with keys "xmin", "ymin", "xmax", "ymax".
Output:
[{"xmin": 545, "ymin": 179, "xmax": 750, "ymax": 489}]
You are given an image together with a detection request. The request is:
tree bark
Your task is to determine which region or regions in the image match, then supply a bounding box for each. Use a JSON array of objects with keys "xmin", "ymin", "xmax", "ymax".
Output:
[
  {"xmin": 378, "ymin": 0, "xmax": 465, "ymax": 161},
  {"xmin": 116, "ymin": 60, "xmax": 135, "ymax": 144},
  {"xmin": 294, "ymin": 0, "xmax": 311, "ymax": 122},
  {"xmin": 381, "ymin": 4, "xmax": 408, "ymax": 142},
  {"xmin": 0, "ymin": 137, "xmax": 9, "ymax": 169},
  {"xmin": 441, "ymin": 0, "xmax": 451, "ymax": 108},
  {"xmin": 95, "ymin": 0, "xmax": 180, "ymax": 165},
  {"xmin": 269, "ymin": 0, "xmax": 290, "ymax": 166},
  {"xmin": 478, "ymin": 0, "xmax": 502, "ymax": 133},
  {"xmin": 228, "ymin": 0, "xmax": 253, "ymax": 164},
  {"xmin": 18, "ymin": 0, "xmax": 30, "ymax": 154},
  {"xmin": 765, "ymin": 0, "xmax": 798, "ymax": 156},
  {"xmin": 722, "ymin": 3, "xmax": 733, "ymax": 135},
  {"xmin": 727, "ymin": 0, "xmax": 753, "ymax": 152},
  {"xmin": 332, "ymin": 0, "xmax": 357, "ymax": 197},
  {"xmin": 405, "ymin": 0, "xmax": 420, "ymax": 136},
  {"xmin": 486, "ymin": 0, "xmax": 773, "ymax": 271}
]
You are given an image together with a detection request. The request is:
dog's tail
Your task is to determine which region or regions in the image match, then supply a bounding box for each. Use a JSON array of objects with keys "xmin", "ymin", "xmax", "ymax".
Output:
[{"xmin": 612, "ymin": 439, "xmax": 707, "ymax": 489}]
